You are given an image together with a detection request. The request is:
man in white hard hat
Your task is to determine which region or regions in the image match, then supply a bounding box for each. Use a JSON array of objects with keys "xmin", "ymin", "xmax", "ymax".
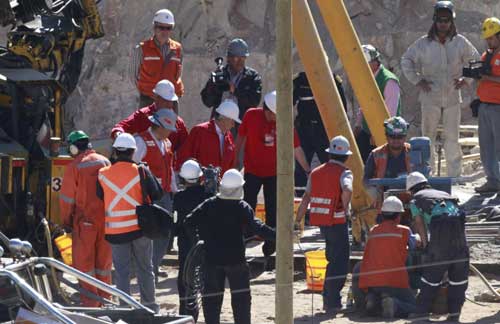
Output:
[
  {"xmin": 353, "ymin": 196, "xmax": 420, "ymax": 319},
  {"xmin": 406, "ymin": 171, "xmax": 468, "ymax": 322},
  {"xmin": 97, "ymin": 133, "xmax": 163, "ymax": 312},
  {"xmin": 177, "ymin": 99, "xmax": 241, "ymax": 174},
  {"xmin": 111, "ymin": 79, "xmax": 188, "ymax": 153},
  {"xmin": 131, "ymin": 9, "xmax": 184, "ymax": 107},
  {"xmin": 235, "ymin": 90, "xmax": 310, "ymax": 261},
  {"xmin": 184, "ymin": 168, "xmax": 275, "ymax": 324},
  {"xmin": 133, "ymin": 108, "xmax": 178, "ymax": 281},
  {"xmin": 295, "ymin": 135, "xmax": 353, "ymax": 313},
  {"xmin": 174, "ymin": 159, "xmax": 211, "ymax": 320}
]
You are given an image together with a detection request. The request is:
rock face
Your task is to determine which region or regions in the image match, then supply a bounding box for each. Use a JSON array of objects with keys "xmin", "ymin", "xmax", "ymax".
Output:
[{"xmin": 47, "ymin": 1, "xmax": 500, "ymax": 138}]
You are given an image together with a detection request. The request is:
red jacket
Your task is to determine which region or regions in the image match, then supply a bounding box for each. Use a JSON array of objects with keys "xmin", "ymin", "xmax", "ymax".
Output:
[
  {"xmin": 139, "ymin": 131, "xmax": 173, "ymax": 192},
  {"xmin": 177, "ymin": 120, "xmax": 235, "ymax": 173},
  {"xmin": 59, "ymin": 150, "xmax": 110, "ymax": 229},
  {"xmin": 309, "ymin": 162, "xmax": 347, "ymax": 226},
  {"xmin": 359, "ymin": 220, "xmax": 410, "ymax": 289},
  {"xmin": 111, "ymin": 103, "xmax": 187, "ymax": 152}
]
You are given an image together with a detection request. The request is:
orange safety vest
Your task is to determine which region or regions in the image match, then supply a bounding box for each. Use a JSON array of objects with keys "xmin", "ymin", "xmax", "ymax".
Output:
[
  {"xmin": 309, "ymin": 162, "xmax": 347, "ymax": 226},
  {"xmin": 139, "ymin": 130, "xmax": 173, "ymax": 192},
  {"xmin": 372, "ymin": 143, "xmax": 411, "ymax": 178},
  {"xmin": 98, "ymin": 162, "xmax": 143, "ymax": 235},
  {"xmin": 137, "ymin": 38, "xmax": 184, "ymax": 98},
  {"xmin": 359, "ymin": 221, "xmax": 410, "ymax": 289}
]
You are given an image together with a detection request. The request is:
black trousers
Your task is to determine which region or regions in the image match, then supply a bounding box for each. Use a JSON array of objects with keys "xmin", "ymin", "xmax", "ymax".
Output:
[
  {"xmin": 243, "ymin": 173, "xmax": 276, "ymax": 256},
  {"xmin": 355, "ymin": 129, "xmax": 376, "ymax": 163},
  {"xmin": 202, "ymin": 262, "xmax": 251, "ymax": 324},
  {"xmin": 177, "ymin": 235, "xmax": 199, "ymax": 321}
]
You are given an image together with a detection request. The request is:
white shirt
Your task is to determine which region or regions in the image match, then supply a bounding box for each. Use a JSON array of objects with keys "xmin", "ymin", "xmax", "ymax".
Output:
[{"xmin": 214, "ymin": 121, "xmax": 225, "ymax": 154}]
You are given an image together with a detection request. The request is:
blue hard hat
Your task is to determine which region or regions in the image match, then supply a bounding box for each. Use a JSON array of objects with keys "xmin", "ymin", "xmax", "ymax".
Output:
[{"xmin": 227, "ymin": 38, "xmax": 249, "ymax": 57}]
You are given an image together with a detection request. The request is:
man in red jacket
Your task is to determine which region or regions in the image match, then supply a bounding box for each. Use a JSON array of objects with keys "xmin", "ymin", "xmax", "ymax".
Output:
[
  {"xmin": 111, "ymin": 79, "xmax": 188, "ymax": 153},
  {"xmin": 59, "ymin": 130, "xmax": 112, "ymax": 307},
  {"xmin": 177, "ymin": 100, "xmax": 240, "ymax": 173}
]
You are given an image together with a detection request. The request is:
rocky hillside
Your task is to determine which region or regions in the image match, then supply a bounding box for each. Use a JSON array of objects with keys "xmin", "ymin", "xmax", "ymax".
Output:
[{"xmin": 46, "ymin": 0, "xmax": 500, "ymax": 138}]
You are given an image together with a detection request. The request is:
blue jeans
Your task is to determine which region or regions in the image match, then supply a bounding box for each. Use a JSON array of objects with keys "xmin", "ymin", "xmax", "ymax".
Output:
[
  {"xmin": 111, "ymin": 236, "xmax": 157, "ymax": 311},
  {"xmin": 152, "ymin": 193, "xmax": 173, "ymax": 274},
  {"xmin": 320, "ymin": 223, "xmax": 350, "ymax": 309}
]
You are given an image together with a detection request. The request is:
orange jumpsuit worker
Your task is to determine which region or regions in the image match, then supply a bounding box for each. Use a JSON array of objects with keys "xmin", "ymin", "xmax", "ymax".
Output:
[{"xmin": 59, "ymin": 130, "xmax": 112, "ymax": 307}]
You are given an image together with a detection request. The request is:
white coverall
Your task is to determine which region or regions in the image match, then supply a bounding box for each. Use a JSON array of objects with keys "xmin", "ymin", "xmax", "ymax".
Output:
[{"xmin": 401, "ymin": 34, "xmax": 479, "ymax": 177}]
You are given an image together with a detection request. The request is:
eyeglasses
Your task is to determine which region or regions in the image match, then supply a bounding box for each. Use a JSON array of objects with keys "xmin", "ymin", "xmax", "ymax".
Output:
[
  {"xmin": 436, "ymin": 17, "xmax": 451, "ymax": 23},
  {"xmin": 155, "ymin": 25, "xmax": 173, "ymax": 31}
]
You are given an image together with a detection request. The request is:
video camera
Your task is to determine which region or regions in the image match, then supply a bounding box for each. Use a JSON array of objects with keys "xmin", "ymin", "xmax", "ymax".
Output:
[
  {"xmin": 202, "ymin": 165, "xmax": 221, "ymax": 196},
  {"xmin": 463, "ymin": 59, "xmax": 492, "ymax": 80},
  {"xmin": 210, "ymin": 57, "xmax": 229, "ymax": 89}
]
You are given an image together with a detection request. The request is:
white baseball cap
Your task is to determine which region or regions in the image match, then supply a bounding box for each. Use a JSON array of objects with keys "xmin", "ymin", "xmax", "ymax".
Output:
[
  {"xmin": 264, "ymin": 90, "xmax": 277, "ymax": 114},
  {"xmin": 216, "ymin": 100, "xmax": 241, "ymax": 123},
  {"xmin": 153, "ymin": 80, "xmax": 178, "ymax": 101}
]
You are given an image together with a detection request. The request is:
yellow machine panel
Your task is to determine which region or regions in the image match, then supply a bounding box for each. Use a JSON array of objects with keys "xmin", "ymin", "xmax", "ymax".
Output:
[{"xmin": 47, "ymin": 156, "xmax": 72, "ymax": 226}]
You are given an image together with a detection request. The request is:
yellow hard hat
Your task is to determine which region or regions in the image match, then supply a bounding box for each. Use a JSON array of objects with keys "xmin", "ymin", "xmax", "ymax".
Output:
[{"xmin": 481, "ymin": 17, "xmax": 500, "ymax": 39}]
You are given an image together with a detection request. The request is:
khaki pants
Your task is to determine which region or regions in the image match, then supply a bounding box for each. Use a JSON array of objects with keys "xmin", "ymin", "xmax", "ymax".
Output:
[{"xmin": 351, "ymin": 210, "xmax": 377, "ymax": 243}]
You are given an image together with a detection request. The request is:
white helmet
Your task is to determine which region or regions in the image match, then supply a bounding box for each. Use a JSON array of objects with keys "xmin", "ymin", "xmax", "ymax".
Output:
[
  {"xmin": 216, "ymin": 100, "xmax": 241, "ymax": 123},
  {"xmin": 153, "ymin": 79, "xmax": 178, "ymax": 101},
  {"xmin": 264, "ymin": 90, "xmax": 277, "ymax": 114},
  {"xmin": 113, "ymin": 133, "xmax": 137, "ymax": 151},
  {"xmin": 406, "ymin": 171, "xmax": 428, "ymax": 191},
  {"xmin": 362, "ymin": 44, "xmax": 380, "ymax": 63},
  {"xmin": 153, "ymin": 9, "xmax": 175, "ymax": 26},
  {"xmin": 325, "ymin": 135, "xmax": 352, "ymax": 155},
  {"xmin": 180, "ymin": 160, "xmax": 203, "ymax": 182},
  {"xmin": 381, "ymin": 196, "xmax": 405, "ymax": 213},
  {"xmin": 220, "ymin": 169, "xmax": 245, "ymax": 189}
]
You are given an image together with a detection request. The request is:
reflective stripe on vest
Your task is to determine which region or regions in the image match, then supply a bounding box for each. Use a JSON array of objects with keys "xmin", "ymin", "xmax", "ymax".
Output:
[{"xmin": 372, "ymin": 143, "xmax": 411, "ymax": 179}]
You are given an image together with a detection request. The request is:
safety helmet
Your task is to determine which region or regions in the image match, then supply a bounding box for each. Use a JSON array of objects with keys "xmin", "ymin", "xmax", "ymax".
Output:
[
  {"xmin": 148, "ymin": 108, "xmax": 177, "ymax": 131},
  {"xmin": 325, "ymin": 135, "xmax": 353, "ymax": 155},
  {"xmin": 406, "ymin": 171, "xmax": 428, "ymax": 191},
  {"xmin": 216, "ymin": 100, "xmax": 242, "ymax": 123},
  {"xmin": 227, "ymin": 38, "xmax": 249, "ymax": 57},
  {"xmin": 481, "ymin": 17, "xmax": 500, "ymax": 39},
  {"xmin": 179, "ymin": 160, "xmax": 203, "ymax": 182},
  {"xmin": 153, "ymin": 9, "xmax": 175, "ymax": 26},
  {"xmin": 153, "ymin": 79, "xmax": 178, "ymax": 101},
  {"xmin": 264, "ymin": 90, "xmax": 277, "ymax": 114},
  {"xmin": 381, "ymin": 196, "xmax": 405, "ymax": 213},
  {"xmin": 113, "ymin": 133, "xmax": 137, "ymax": 151},
  {"xmin": 433, "ymin": 1, "xmax": 456, "ymax": 20},
  {"xmin": 362, "ymin": 44, "xmax": 381, "ymax": 62},
  {"xmin": 220, "ymin": 169, "xmax": 245, "ymax": 189},
  {"xmin": 67, "ymin": 130, "xmax": 89, "ymax": 145},
  {"xmin": 384, "ymin": 116, "xmax": 408, "ymax": 136}
]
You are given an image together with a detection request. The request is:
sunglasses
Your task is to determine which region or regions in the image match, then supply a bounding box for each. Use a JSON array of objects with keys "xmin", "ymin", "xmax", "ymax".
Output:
[
  {"xmin": 387, "ymin": 135, "xmax": 406, "ymax": 140},
  {"xmin": 155, "ymin": 25, "xmax": 173, "ymax": 31},
  {"xmin": 436, "ymin": 17, "xmax": 451, "ymax": 23}
]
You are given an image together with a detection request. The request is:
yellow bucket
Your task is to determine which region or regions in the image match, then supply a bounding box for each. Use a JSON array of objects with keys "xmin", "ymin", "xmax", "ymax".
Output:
[
  {"xmin": 305, "ymin": 250, "xmax": 327, "ymax": 292},
  {"xmin": 54, "ymin": 233, "xmax": 73, "ymax": 266},
  {"xmin": 255, "ymin": 198, "xmax": 302, "ymax": 222}
]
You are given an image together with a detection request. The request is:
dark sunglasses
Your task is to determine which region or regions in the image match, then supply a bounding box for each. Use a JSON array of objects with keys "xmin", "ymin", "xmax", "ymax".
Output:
[
  {"xmin": 155, "ymin": 25, "xmax": 173, "ymax": 31},
  {"xmin": 436, "ymin": 17, "xmax": 451, "ymax": 23},
  {"xmin": 387, "ymin": 135, "xmax": 406, "ymax": 140}
]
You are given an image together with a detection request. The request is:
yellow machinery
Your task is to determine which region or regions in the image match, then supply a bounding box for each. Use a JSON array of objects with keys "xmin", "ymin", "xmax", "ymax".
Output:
[{"xmin": 0, "ymin": 0, "xmax": 103, "ymax": 254}]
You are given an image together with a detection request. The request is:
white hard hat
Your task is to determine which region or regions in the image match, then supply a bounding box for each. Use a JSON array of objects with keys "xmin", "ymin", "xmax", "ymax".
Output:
[
  {"xmin": 180, "ymin": 160, "xmax": 203, "ymax": 182},
  {"xmin": 325, "ymin": 135, "xmax": 352, "ymax": 155},
  {"xmin": 264, "ymin": 90, "xmax": 277, "ymax": 114},
  {"xmin": 153, "ymin": 79, "xmax": 178, "ymax": 101},
  {"xmin": 216, "ymin": 100, "xmax": 241, "ymax": 123},
  {"xmin": 148, "ymin": 108, "xmax": 177, "ymax": 131},
  {"xmin": 406, "ymin": 171, "xmax": 428, "ymax": 191},
  {"xmin": 153, "ymin": 9, "xmax": 175, "ymax": 26},
  {"xmin": 220, "ymin": 169, "xmax": 245, "ymax": 189},
  {"xmin": 381, "ymin": 196, "xmax": 405, "ymax": 213},
  {"xmin": 113, "ymin": 133, "xmax": 137, "ymax": 151},
  {"xmin": 362, "ymin": 44, "xmax": 380, "ymax": 62}
]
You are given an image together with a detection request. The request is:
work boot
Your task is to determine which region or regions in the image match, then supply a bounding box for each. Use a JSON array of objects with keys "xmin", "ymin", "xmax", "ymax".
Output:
[
  {"xmin": 382, "ymin": 296, "xmax": 396, "ymax": 319},
  {"xmin": 474, "ymin": 182, "xmax": 498, "ymax": 193},
  {"xmin": 365, "ymin": 293, "xmax": 378, "ymax": 316},
  {"xmin": 446, "ymin": 313, "xmax": 460, "ymax": 322}
]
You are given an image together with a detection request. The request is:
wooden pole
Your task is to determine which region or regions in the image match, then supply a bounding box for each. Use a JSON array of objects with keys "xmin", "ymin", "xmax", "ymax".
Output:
[{"xmin": 276, "ymin": 0, "xmax": 294, "ymax": 323}]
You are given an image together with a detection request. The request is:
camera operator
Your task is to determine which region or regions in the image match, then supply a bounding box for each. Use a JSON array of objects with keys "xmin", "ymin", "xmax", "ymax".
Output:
[
  {"xmin": 474, "ymin": 17, "xmax": 500, "ymax": 193},
  {"xmin": 201, "ymin": 38, "xmax": 262, "ymax": 120}
]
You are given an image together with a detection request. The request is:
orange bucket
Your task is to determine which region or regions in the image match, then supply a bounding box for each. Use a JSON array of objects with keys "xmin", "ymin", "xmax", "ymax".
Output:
[
  {"xmin": 54, "ymin": 233, "xmax": 73, "ymax": 266},
  {"xmin": 305, "ymin": 250, "xmax": 327, "ymax": 292}
]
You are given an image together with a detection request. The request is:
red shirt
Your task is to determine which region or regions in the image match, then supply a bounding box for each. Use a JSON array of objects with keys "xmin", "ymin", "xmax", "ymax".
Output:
[
  {"xmin": 238, "ymin": 108, "xmax": 300, "ymax": 177},
  {"xmin": 111, "ymin": 103, "xmax": 188, "ymax": 152},
  {"xmin": 177, "ymin": 120, "xmax": 235, "ymax": 173}
]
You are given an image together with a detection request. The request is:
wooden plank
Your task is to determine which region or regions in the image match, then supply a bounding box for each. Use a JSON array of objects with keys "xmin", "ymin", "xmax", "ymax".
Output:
[{"xmin": 458, "ymin": 137, "xmax": 479, "ymax": 146}]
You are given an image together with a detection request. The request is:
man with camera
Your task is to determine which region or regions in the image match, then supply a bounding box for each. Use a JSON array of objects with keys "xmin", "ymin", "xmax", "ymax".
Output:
[
  {"xmin": 401, "ymin": 1, "xmax": 479, "ymax": 177},
  {"xmin": 200, "ymin": 38, "xmax": 262, "ymax": 120},
  {"xmin": 130, "ymin": 9, "xmax": 184, "ymax": 108},
  {"xmin": 474, "ymin": 17, "xmax": 500, "ymax": 193}
]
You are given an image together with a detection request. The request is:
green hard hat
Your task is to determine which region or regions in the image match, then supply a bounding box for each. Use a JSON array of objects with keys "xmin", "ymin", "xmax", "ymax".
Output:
[
  {"xmin": 67, "ymin": 130, "xmax": 89, "ymax": 144},
  {"xmin": 384, "ymin": 116, "xmax": 408, "ymax": 136}
]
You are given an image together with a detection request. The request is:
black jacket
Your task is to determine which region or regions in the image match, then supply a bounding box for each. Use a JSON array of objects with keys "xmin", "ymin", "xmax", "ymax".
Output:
[
  {"xmin": 184, "ymin": 196, "xmax": 275, "ymax": 265},
  {"xmin": 201, "ymin": 65, "xmax": 262, "ymax": 119}
]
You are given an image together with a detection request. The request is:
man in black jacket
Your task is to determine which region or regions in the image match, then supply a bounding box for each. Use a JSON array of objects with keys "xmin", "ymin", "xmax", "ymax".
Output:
[
  {"xmin": 184, "ymin": 169, "xmax": 275, "ymax": 324},
  {"xmin": 201, "ymin": 38, "xmax": 262, "ymax": 120}
]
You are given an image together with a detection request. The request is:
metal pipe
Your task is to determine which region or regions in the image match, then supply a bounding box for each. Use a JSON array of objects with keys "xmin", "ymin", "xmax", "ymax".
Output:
[
  {"xmin": 0, "ymin": 269, "xmax": 76, "ymax": 324},
  {"xmin": 275, "ymin": 0, "xmax": 293, "ymax": 323}
]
